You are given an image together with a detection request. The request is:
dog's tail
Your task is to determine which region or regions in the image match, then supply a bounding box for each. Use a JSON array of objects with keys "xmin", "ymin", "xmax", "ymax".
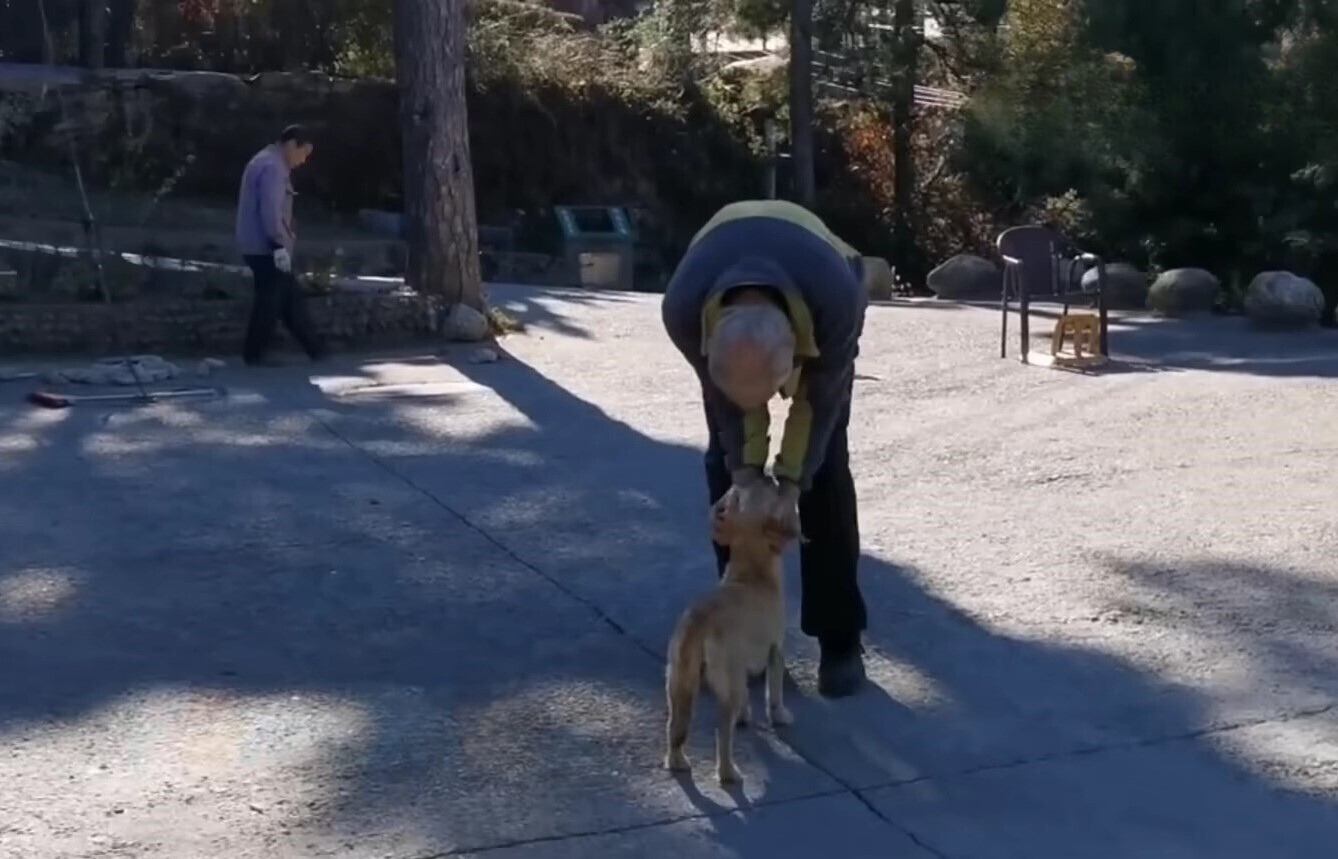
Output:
[{"xmin": 665, "ymin": 610, "xmax": 708, "ymax": 759}]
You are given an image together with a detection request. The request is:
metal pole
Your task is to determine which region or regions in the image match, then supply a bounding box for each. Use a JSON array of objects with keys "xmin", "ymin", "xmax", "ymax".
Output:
[
  {"xmin": 789, "ymin": 0, "xmax": 816, "ymax": 207},
  {"xmin": 764, "ymin": 118, "xmax": 778, "ymax": 200}
]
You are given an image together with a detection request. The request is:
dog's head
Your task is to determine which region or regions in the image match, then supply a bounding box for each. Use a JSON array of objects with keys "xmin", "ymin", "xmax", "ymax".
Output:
[{"xmin": 712, "ymin": 481, "xmax": 800, "ymax": 556}]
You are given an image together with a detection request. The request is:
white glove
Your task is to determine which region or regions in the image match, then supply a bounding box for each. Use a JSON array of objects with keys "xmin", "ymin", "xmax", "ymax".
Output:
[{"xmin": 273, "ymin": 247, "xmax": 292, "ymax": 273}]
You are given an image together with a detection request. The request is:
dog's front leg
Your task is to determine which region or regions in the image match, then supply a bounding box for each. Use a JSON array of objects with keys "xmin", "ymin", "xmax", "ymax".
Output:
[{"xmin": 766, "ymin": 643, "xmax": 793, "ymax": 727}]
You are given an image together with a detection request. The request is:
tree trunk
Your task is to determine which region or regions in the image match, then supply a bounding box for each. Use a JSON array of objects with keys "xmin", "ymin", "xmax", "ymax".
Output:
[
  {"xmin": 105, "ymin": 0, "xmax": 136, "ymax": 67},
  {"xmin": 890, "ymin": 0, "xmax": 919, "ymax": 281},
  {"xmin": 789, "ymin": 0, "xmax": 816, "ymax": 208},
  {"xmin": 80, "ymin": 0, "xmax": 107, "ymax": 69},
  {"xmin": 393, "ymin": 0, "xmax": 483, "ymax": 309}
]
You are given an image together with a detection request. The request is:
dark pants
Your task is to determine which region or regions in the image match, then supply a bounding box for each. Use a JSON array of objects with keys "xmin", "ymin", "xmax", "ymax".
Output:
[
  {"xmin": 705, "ymin": 389, "xmax": 867, "ymax": 652},
  {"xmin": 243, "ymin": 254, "xmax": 324, "ymax": 362}
]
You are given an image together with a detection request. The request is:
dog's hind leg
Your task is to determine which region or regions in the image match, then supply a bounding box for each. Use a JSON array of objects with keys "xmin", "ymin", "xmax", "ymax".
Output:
[
  {"xmin": 664, "ymin": 641, "xmax": 699, "ymax": 772},
  {"xmin": 712, "ymin": 666, "xmax": 747, "ymax": 785},
  {"xmin": 664, "ymin": 686, "xmax": 695, "ymax": 771},
  {"xmin": 766, "ymin": 643, "xmax": 793, "ymax": 727}
]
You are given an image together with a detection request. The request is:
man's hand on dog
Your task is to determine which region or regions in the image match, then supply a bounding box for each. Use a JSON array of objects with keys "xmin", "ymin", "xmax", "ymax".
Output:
[
  {"xmin": 769, "ymin": 479, "xmax": 802, "ymax": 543},
  {"xmin": 712, "ymin": 473, "xmax": 803, "ymax": 552}
]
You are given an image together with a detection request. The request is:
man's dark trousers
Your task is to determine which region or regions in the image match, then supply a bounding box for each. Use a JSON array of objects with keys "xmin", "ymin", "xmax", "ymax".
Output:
[
  {"xmin": 242, "ymin": 254, "xmax": 324, "ymax": 362},
  {"xmin": 704, "ymin": 384, "xmax": 867, "ymax": 653}
]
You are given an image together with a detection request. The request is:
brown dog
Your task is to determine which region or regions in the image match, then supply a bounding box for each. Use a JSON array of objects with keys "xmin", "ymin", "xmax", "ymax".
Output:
[{"xmin": 663, "ymin": 479, "xmax": 798, "ymax": 784}]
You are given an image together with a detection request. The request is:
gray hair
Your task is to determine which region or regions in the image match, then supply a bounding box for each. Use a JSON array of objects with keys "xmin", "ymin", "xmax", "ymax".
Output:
[{"xmin": 706, "ymin": 303, "xmax": 795, "ymax": 391}]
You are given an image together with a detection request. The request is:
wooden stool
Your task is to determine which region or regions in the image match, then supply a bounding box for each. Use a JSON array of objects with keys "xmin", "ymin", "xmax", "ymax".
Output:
[
  {"xmin": 1051, "ymin": 312, "xmax": 1101, "ymax": 358},
  {"xmin": 1025, "ymin": 312, "xmax": 1108, "ymax": 369}
]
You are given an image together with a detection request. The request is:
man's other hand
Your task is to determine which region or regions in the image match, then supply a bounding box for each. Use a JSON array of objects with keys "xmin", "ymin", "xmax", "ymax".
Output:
[
  {"xmin": 273, "ymin": 247, "xmax": 293, "ymax": 273},
  {"xmin": 768, "ymin": 479, "xmax": 803, "ymax": 542}
]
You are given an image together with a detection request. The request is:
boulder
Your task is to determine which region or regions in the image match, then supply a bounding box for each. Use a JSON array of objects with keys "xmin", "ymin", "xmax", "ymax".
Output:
[
  {"xmin": 1147, "ymin": 268, "xmax": 1220, "ymax": 316},
  {"xmin": 860, "ymin": 256, "xmax": 894, "ymax": 300},
  {"xmin": 927, "ymin": 254, "xmax": 1001, "ymax": 300},
  {"xmin": 195, "ymin": 357, "xmax": 228, "ymax": 376},
  {"xmin": 1244, "ymin": 271, "xmax": 1325, "ymax": 329},
  {"xmin": 442, "ymin": 302, "xmax": 490, "ymax": 342},
  {"xmin": 468, "ymin": 347, "xmax": 501, "ymax": 364},
  {"xmin": 1081, "ymin": 262, "xmax": 1147, "ymax": 310}
]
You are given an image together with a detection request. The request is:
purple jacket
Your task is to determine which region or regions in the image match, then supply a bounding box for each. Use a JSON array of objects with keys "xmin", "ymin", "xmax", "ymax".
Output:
[{"xmin": 235, "ymin": 145, "xmax": 295, "ymax": 257}]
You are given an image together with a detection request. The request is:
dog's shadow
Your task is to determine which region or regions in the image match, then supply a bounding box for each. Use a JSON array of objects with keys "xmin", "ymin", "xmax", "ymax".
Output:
[
  {"xmin": 671, "ymin": 672, "xmax": 833, "ymax": 815},
  {"xmin": 673, "ymin": 768, "xmax": 751, "ymax": 813},
  {"xmin": 672, "ymin": 718, "xmax": 789, "ymax": 814}
]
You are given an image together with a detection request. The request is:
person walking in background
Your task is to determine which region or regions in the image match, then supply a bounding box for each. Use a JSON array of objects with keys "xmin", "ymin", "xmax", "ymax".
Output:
[{"xmin": 234, "ymin": 124, "xmax": 326, "ymax": 366}]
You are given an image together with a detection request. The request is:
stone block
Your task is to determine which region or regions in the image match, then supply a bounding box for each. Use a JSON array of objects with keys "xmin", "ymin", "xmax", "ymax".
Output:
[{"xmin": 0, "ymin": 289, "xmax": 445, "ymax": 355}]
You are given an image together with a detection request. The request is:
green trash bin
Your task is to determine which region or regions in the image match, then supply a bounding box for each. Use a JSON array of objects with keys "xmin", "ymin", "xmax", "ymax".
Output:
[{"xmin": 554, "ymin": 206, "xmax": 636, "ymax": 291}]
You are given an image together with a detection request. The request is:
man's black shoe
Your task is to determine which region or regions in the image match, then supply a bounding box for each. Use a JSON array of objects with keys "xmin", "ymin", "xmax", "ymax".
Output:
[{"xmin": 818, "ymin": 642, "xmax": 866, "ymax": 698}]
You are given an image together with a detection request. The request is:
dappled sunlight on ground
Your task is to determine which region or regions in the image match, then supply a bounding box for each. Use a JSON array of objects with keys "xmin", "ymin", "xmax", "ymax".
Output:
[
  {"xmin": 0, "ymin": 687, "xmax": 376, "ymax": 857},
  {"xmin": 0, "ymin": 566, "xmax": 83, "ymax": 623}
]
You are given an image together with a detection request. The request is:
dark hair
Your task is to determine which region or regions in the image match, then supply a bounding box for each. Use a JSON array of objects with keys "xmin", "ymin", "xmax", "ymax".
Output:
[{"xmin": 278, "ymin": 124, "xmax": 311, "ymax": 146}]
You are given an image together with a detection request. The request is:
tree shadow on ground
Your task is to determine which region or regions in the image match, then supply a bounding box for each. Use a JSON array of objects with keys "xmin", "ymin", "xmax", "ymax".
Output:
[
  {"xmin": 1, "ymin": 326, "xmax": 1337, "ymax": 856},
  {"xmin": 1109, "ymin": 316, "xmax": 1338, "ymax": 377},
  {"xmin": 488, "ymin": 284, "xmax": 638, "ymax": 340},
  {"xmin": 1098, "ymin": 553, "xmax": 1338, "ymax": 708},
  {"xmin": 983, "ymin": 299, "xmax": 1338, "ymax": 378}
]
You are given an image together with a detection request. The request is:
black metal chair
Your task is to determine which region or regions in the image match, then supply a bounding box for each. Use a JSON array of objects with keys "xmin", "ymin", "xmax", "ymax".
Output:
[{"xmin": 997, "ymin": 225, "xmax": 1110, "ymax": 363}]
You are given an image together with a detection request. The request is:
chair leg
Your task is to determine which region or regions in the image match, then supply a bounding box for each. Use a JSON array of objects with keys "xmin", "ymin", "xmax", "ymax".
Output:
[
  {"xmin": 1000, "ymin": 269, "xmax": 1010, "ymax": 359},
  {"xmin": 1097, "ymin": 284, "xmax": 1110, "ymax": 356},
  {"xmin": 1019, "ymin": 277, "xmax": 1031, "ymax": 363}
]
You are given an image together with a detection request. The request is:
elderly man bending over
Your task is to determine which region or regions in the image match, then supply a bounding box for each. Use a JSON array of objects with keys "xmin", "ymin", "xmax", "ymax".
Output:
[{"xmin": 662, "ymin": 200, "xmax": 869, "ymax": 698}]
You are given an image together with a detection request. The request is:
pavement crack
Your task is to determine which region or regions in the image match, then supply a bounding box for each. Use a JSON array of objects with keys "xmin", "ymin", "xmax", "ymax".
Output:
[
  {"xmin": 407, "ymin": 787, "xmax": 851, "ymax": 857},
  {"xmin": 316, "ymin": 417, "xmax": 663, "ymax": 662},
  {"xmin": 847, "ymin": 788, "xmax": 955, "ymax": 859}
]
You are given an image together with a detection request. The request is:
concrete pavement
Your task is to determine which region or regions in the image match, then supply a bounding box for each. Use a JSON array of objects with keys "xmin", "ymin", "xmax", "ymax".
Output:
[{"xmin": 2, "ymin": 285, "xmax": 1338, "ymax": 857}]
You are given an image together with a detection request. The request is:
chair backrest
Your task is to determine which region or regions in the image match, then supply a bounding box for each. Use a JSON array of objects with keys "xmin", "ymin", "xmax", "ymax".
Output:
[
  {"xmin": 997, "ymin": 225, "xmax": 1062, "ymax": 298},
  {"xmin": 999, "ymin": 224, "xmax": 1093, "ymax": 299}
]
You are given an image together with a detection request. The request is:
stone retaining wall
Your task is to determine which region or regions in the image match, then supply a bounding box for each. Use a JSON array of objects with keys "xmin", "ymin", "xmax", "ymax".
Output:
[{"xmin": 0, "ymin": 291, "xmax": 445, "ymax": 356}]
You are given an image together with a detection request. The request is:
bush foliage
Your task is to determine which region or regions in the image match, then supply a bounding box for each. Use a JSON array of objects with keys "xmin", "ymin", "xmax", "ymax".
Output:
[{"xmin": 6, "ymin": 0, "xmax": 1338, "ymax": 303}]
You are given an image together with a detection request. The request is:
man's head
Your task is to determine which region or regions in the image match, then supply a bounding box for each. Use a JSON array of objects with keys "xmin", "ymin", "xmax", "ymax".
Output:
[
  {"xmin": 706, "ymin": 296, "xmax": 795, "ymax": 411},
  {"xmin": 278, "ymin": 124, "xmax": 314, "ymax": 169}
]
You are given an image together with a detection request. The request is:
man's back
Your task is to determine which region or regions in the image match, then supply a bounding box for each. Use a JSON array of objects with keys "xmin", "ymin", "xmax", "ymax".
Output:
[
  {"xmin": 688, "ymin": 200, "xmax": 861, "ymax": 263},
  {"xmin": 664, "ymin": 209, "xmax": 866, "ymax": 369}
]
